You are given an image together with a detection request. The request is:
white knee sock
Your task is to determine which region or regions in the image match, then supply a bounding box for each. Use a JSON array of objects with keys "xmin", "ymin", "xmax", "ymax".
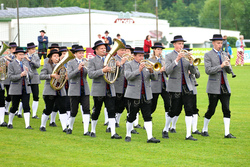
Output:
[
  {"xmin": 8, "ymin": 113, "xmax": 15, "ymax": 125},
  {"xmin": 144, "ymin": 121, "xmax": 153, "ymax": 140},
  {"xmin": 163, "ymin": 112, "xmax": 169, "ymax": 131},
  {"xmin": 164, "ymin": 114, "xmax": 173, "ymax": 132},
  {"xmin": 24, "ymin": 112, "xmax": 30, "ymax": 128},
  {"xmin": 66, "ymin": 111, "xmax": 70, "ymax": 126},
  {"xmin": 126, "ymin": 122, "xmax": 133, "ymax": 137},
  {"xmin": 223, "ymin": 117, "xmax": 230, "ymax": 136},
  {"xmin": 41, "ymin": 114, "xmax": 49, "ymax": 127},
  {"xmin": 32, "ymin": 101, "xmax": 39, "ymax": 117},
  {"xmin": 0, "ymin": 107, "xmax": 5, "ymax": 124},
  {"xmin": 171, "ymin": 116, "xmax": 179, "ymax": 129},
  {"xmin": 59, "ymin": 113, "xmax": 68, "ymax": 130},
  {"xmin": 5, "ymin": 101, "xmax": 10, "ymax": 113},
  {"xmin": 109, "ymin": 118, "xmax": 116, "ymax": 136},
  {"xmin": 18, "ymin": 102, "xmax": 23, "ymax": 115},
  {"xmin": 81, "ymin": 105, "xmax": 84, "ymax": 122},
  {"xmin": 68, "ymin": 117, "xmax": 75, "ymax": 130},
  {"xmin": 50, "ymin": 111, "xmax": 57, "ymax": 123},
  {"xmin": 185, "ymin": 116, "xmax": 192, "ymax": 138},
  {"xmin": 104, "ymin": 108, "xmax": 108, "ymax": 124},
  {"xmin": 83, "ymin": 114, "xmax": 90, "ymax": 134},
  {"xmin": 192, "ymin": 114, "xmax": 198, "ymax": 132},
  {"xmin": 202, "ymin": 118, "xmax": 210, "ymax": 132},
  {"xmin": 91, "ymin": 120, "xmax": 98, "ymax": 133},
  {"xmin": 116, "ymin": 113, "xmax": 122, "ymax": 124},
  {"xmin": 133, "ymin": 113, "xmax": 139, "ymax": 126}
]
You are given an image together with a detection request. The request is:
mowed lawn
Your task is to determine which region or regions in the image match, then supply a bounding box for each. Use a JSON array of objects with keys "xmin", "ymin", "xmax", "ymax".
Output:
[{"xmin": 0, "ymin": 65, "xmax": 249, "ymax": 167}]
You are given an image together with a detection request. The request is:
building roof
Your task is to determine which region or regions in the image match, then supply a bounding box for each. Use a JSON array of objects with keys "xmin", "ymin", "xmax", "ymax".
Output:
[{"xmin": 0, "ymin": 6, "xmax": 156, "ymax": 19}]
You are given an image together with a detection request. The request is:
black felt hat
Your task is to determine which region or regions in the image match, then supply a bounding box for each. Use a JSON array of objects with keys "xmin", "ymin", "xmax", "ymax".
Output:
[
  {"xmin": 92, "ymin": 40, "xmax": 108, "ymax": 50},
  {"xmin": 133, "ymin": 47, "xmax": 144, "ymax": 54},
  {"xmin": 59, "ymin": 46, "xmax": 68, "ymax": 52},
  {"xmin": 49, "ymin": 43, "xmax": 60, "ymax": 49},
  {"xmin": 47, "ymin": 49, "xmax": 61, "ymax": 58},
  {"xmin": 13, "ymin": 47, "xmax": 26, "ymax": 54},
  {"xmin": 27, "ymin": 42, "xmax": 37, "ymax": 49},
  {"xmin": 75, "ymin": 46, "xmax": 86, "ymax": 52},
  {"xmin": 125, "ymin": 45, "xmax": 134, "ymax": 52},
  {"xmin": 183, "ymin": 44, "xmax": 192, "ymax": 51},
  {"xmin": 171, "ymin": 35, "xmax": 186, "ymax": 43},
  {"xmin": 209, "ymin": 34, "xmax": 224, "ymax": 41},
  {"xmin": 151, "ymin": 42, "xmax": 165, "ymax": 49},
  {"xmin": 9, "ymin": 42, "xmax": 17, "ymax": 47}
]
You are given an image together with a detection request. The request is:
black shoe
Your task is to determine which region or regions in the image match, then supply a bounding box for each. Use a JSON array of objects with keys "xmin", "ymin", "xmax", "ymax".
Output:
[
  {"xmin": 104, "ymin": 122, "xmax": 109, "ymax": 126},
  {"xmin": 147, "ymin": 137, "xmax": 160, "ymax": 143},
  {"xmin": 17, "ymin": 114, "xmax": 22, "ymax": 118},
  {"xmin": 111, "ymin": 133, "xmax": 122, "ymax": 139},
  {"xmin": 0, "ymin": 122, "xmax": 7, "ymax": 127},
  {"xmin": 170, "ymin": 128, "xmax": 176, "ymax": 133},
  {"xmin": 7, "ymin": 124, "xmax": 13, "ymax": 129},
  {"xmin": 32, "ymin": 115, "xmax": 39, "ymax": 119},
  {"xmin": 162, "ymin": 131, "xmax": 169, "ymax": 139},
  {"xmin": 84, "ymin": 132, "xmax": 91, "ymax": 136},
  {"xmin": 186, "ymin": 135, "xmax": 198, "ymax": 141},
  {"xmin": 201, "ymin": 131, "xmax": 209, "ymax": 137},
  {"xmin": 49, "ymin": 122, "xmax": 57, "ymax": 127},
  {"xmin": 134, "ymin": 124, "xmax": 142, "ymax": 129},
  {"xmin": 63, "ymin": 128, "xmax": 67, "ymax": 133},
  {"xmin": 39, "ymin": 127, "xmax": 46, "ymax": 132},
  {"xmin": 224, "ymin": 133, "xmax": 236, "ymax": 138},
  {"xmin": 131, "ymin": 129, "xmax": 139, "ymax": 134},
  {"xmin": 115, "ymin": 123, "xmax": 120, "ymax": 128},
  {"xmin": 26, "ymin": 126, "xmax": 33, "ymax": 130},
  {"xmin": 5, "ymin": 112, "xmax": 9, "ymax": 115},
  {"xmin": 125, "ymin": 136, "xmax": 131, "ymax": 142},
  {"xmin": 192, "ymin": 130, "xmax": 201, "ymax": 135},
  {"xmin": 66, "ymin": 129, "xmax": 72, "ymax": 134},
  {"xmin": 106, "ymin": 127, "xmax": 111, "ymax": 133},
  {"xmin": 90, "ymin": 132, "xmax": 96, "ymax": 137}
]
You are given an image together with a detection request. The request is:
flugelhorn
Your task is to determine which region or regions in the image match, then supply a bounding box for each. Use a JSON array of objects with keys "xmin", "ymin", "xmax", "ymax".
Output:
[
  {"xmin": 103, "ymin": 38, "xmax": 125, "ymax": 84},
  {"xmin": 180, "ymin": 49, "xmax": 201, "ymax": 66},
  {"xmin": 0, "ymin": 41, "xmax": 10, "ymax": 80},
  {"xmin": 122, "ymin": 53, "xmax": 134, "ymax": 61},
  {"xmin": 140, "ymin": 59, "xmax": 162, "ymax": 71}
]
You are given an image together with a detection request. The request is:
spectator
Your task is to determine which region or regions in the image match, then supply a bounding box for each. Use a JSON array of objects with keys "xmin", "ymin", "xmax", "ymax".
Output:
[
  {"xmin": 38, "ymin": 30, "xmax": 48, "ymax": 59},
  {"xmin": 143, "ymin": 35, "xmax": 152, "ymax": 59},
  {"xmin": 235, "ymin": 35, "xmax": 246, "ymax": 66},
  {"xmin": 223, "ymin": 35, "xmax": 228, "ymax": 53},
  {"xmin": 104, "ymin": 30, "xmax": 112, "ymax": 51},
  {"xmin": 227, "ymin": 42, "xmax": 232, "ymax": 59},
  {"xmin": 116, "ymin": 34, "xmax": 126, "ymax": 45}
]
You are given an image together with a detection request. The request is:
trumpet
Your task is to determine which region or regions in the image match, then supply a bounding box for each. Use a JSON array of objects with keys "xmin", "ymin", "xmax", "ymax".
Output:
[
  {"xmin": 122, "ymin": 53, "xmax": 134, "ymax": 61},
  {"xmin": 81, "ymin": 57, "xmax": 88, "ymax": 69},
  {"xmin": 140, "ymin": 59, "xmax": 162, "ymax": 71},
  {"xmin": 179, "ymin": 49, "xmax": 201, "ymax": 66},
  {"xmin": 220, "ymin": 48, "xmax": 236, "ymax": 78}
]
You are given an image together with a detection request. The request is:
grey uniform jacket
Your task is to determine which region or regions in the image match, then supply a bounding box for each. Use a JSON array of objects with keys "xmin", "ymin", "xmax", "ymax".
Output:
[
  {"xmin": 165, "ymin": 50, "xmax": 196, "ymax": 92},
  {"xmin": 124, "ymin": 59, "xmax": 157, "ymax": 100},
  {"xmin": 4, "ymin": 53, "xmax": 15, "ymax": 85},
  {"xmin": 8, "ymin": 59, "xmax": 33, "ymax": 95},
  {"xmin": 23, "ymin": 53, "xmax": 41, "ymax": 84},
  {"xmin": 40, "ymin": 63, "xmax": 66, "ymax": 96},
  {"xmin": 88, "ymin": 55, "xmax": 116, "ymax": 97},
  {"xmin": 114, "ymin": 55, "xmax": 126, "ymax": 94},
  {"xmin": 204, "ymin": 49, "xmax": 231, "ymax": 94},
  {"xmin": 189, "ymin": 66, "xmax": 200, "ymax": 95},
  {"xmin": 148, "ymin": 57, "xmax": 168, "ymax": 93},
  {"xmin": 67, "ymin": 59, "xmax": 90, "ymax": 96}
]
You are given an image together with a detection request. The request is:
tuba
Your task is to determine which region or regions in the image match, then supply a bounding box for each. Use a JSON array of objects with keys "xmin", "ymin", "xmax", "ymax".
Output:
[
  {"xmin": 50, "ymin": 50, "xmax": 75, "ymax": 90},
  {"xmin": 180, "ymin": 49, "xmax": 201, "ymax": 66},
  {"xmin": 140, "ymin": 60, "xmax": 162, "ymax": 71},
  {"xmin": 103, "ymin": 38, "xmax": 125, "ymax": 84},
  {"xmin": 0, "ymin": 41, "xmax": 10, "ymax": 80}
]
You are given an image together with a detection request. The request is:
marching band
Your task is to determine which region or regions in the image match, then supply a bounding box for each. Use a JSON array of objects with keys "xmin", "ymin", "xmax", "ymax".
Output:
[{"xmin": 0, "ymin": 33, "xmax": 236, "ymax": 143}]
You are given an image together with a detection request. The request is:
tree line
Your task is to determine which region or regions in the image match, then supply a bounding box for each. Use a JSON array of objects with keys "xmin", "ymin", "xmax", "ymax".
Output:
[{"xmin": 1, "ymin": 0, "xmax": 249, "ymax": 46}]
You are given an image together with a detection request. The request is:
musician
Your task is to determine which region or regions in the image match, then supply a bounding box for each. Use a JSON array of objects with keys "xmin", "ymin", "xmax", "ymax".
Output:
[
  {"xmin": 38, "ymin": 30, "xmax": 48, "ymax": 59},
  {"xmin": 22, "ymin": 42, "xmax": 41, "ymax": 119},
  {"xmin": 125, "ymin": 45, "xmax": 134, "ymax": 55},
  {"xmin": 39, "ymin": 49, "xmax": 68, "ymax": 132},
  {"xmin": 124, "ymin": 47, "xmax": 160, "ymax": 143},
  {"xmin": 201, "ymin": 34, "xmax": 236, "ymax": 138},
  {"xmin": 4, "ymin": 42, "xmax": 17, "ymax": 116},
  {"xmin": 88, "ymin": 40, "xmax": 122, "ymax": 139},
  {"xmin": 7, "ymin": 47, "xmax": 34, "ymax": 129},
  {"xmin": 70, "ymin": 44, "xmax": 79, "ymax": 54},
  {"xmin": 0, "ymin": 74, "xmax": 7, "ymax": 126},
  {"xmin": 148, "ymin": 42, "xmax": 169, "ymax": 117},
  {"xmin": 104, "ymin": 30, "xmax": 112, "ymax": 51},
  {"xmin": 67, "ymin": 46, "xmax": 91, "ymax": 135},
  {"xmin": 163, "ymin": 35, "xmax": 197, "ymax": 141}
]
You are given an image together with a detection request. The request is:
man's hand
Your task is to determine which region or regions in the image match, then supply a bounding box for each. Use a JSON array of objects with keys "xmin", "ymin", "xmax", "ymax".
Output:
[
  {"xmin": 160, "ymin": 66, "xmax": 165, "ymax": 73},
  {"xmin": 139, "ymin": 63, "xmax": 145, "ymax": 72},
  {"xmin": 121, "ymin": 57, "xmax": 127, "ymax": 65},
  {"xmin": 102, "ymin": 66, "xmax": 111, "ymax": 73},
  {"xmin": 116, "ymin": 61, "xmax": 121, "ymax": 67},
  {"xmin": 51, "ymin": 74, "xmax": 60, "ymax": 79},
  {"xmin": 175, "ymin": 52, "xmax": 184, "ymax": 62}
]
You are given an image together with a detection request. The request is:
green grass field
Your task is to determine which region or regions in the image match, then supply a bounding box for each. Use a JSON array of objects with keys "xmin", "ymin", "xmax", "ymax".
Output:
[{"xmin": 0, "ymin": 65, "xmax": 249, "ymax": 167}]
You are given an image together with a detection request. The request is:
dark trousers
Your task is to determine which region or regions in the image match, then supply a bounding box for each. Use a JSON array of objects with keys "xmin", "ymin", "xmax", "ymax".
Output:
[
  {"xmin": 192, "ymin": 94, "xmax": 199, "ymax": 115},
  {"xmin": 115, "ymin": 93, "xmax": 128, "ymax": 114},
  {"xmin": 4, "ymin": 85, "xmax": 11, "ymax": 102},
  {"xmin": 127, "ymin": 95, "xmax": 152, "ymax": 123},
  {"xmin": 43, "ymin": 95, "xmax": 66, "ymax": 115},
  {"xmin": 205, "ymin": 93, "xmax": 231, "ymax": 119},
  {"xmin": 30, "ymin": 84, "xmax": 39, "ymax": 101},
  {"xmin": 10, "ymin": 90, "xmax": 30, "ymax": 113},
  {"xmin": 151, "ymin": 90, "xmax": 170, "ymax": 114},
  {"xmin": 38, "ymin": 48, "xmax": 47, "ymax": 59},
  {"xmin": 92, "ymin": 94, "xmax": 116, "ymax": 120},
  {"xmin": 0, "ymin": 89, "xmax": 5, "ymax": 107},
  {"xmin": 70, "ymin": 91, "xmax": 90, "ymax": 117},
  {"xmin": 52, "ymin": 90, "xmax": 70, "ymax": 112},
  {"xmin": 168, "ymin": 89, "xmax": 194, "ymax": 117}
]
